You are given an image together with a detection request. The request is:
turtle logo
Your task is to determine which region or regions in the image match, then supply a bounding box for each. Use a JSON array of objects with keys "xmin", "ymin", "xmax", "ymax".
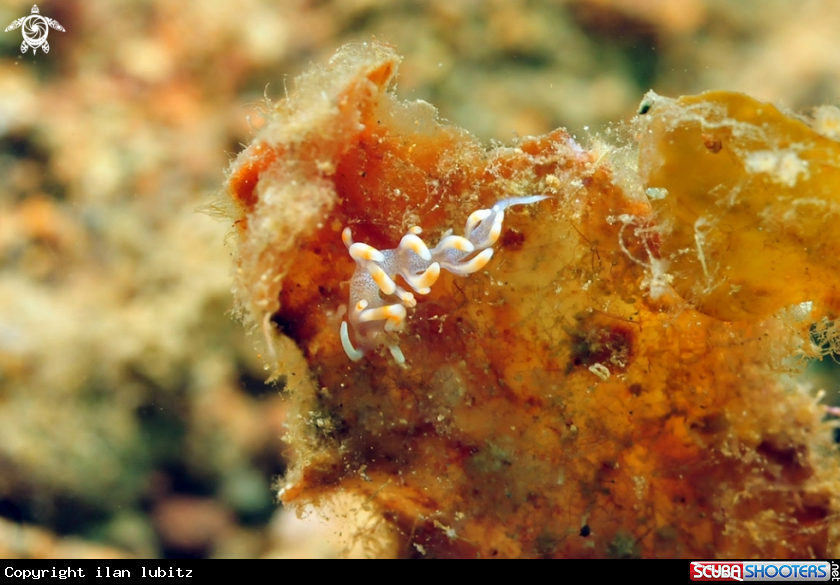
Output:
[{"xmin": 5, "ymin": 5, "xmax": 65, "ymax": 55}]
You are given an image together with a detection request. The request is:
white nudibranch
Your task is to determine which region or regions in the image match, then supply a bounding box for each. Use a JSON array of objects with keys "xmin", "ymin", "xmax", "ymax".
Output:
[{"xmin": 340, "ymin": 195, "xmax": 548, "ymax": 364}]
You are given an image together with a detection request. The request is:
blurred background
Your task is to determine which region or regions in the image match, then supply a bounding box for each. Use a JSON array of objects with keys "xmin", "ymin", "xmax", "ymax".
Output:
[{"xmin": 1, "ymin": 0, "xmax": 839, "ymax": 558}]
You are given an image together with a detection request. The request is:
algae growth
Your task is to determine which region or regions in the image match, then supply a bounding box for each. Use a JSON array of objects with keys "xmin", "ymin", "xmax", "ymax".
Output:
[{"xmin": 224, "ymin": 42, "xmax": 840, "ymax": 558}]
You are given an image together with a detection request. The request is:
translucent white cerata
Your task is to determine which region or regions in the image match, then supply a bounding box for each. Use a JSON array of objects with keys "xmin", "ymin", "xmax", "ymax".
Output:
[{"xmin": 340, "ymin": 195, "xmax": 548, "ymax": 365}]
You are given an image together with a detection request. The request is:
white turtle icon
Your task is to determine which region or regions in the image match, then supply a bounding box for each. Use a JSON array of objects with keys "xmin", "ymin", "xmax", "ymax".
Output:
[{"xmin": 5, "ymin": 5, "xmax": 65, "ymax": 55}]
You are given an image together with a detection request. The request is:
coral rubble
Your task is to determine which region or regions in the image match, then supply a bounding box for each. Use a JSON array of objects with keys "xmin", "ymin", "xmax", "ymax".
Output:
[{"xmin": 224, "ymin": 42, "xmax": 840, "ymax": 558}]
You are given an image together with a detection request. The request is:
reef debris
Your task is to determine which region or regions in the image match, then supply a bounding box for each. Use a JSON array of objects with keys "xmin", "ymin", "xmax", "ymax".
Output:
[{"xmin": 224, "ymin": 42, "xmax": 840, "ymax": 558}]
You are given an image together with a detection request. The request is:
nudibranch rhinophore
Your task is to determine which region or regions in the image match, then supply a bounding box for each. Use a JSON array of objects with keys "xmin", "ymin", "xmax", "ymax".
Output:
[{"xmin": 340, "ymin": 195, "xmax": 548, "ymax": 364}]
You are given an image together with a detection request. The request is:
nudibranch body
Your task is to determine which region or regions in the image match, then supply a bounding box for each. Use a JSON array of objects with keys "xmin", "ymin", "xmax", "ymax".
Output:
[{"xmin": 340, "ymin": 195, "xmax": 548, "ymax": 364}]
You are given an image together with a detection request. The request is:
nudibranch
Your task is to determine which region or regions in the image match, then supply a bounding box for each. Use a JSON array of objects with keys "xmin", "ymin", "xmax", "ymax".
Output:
[{"xmin": 340, "ymin": 195, "xmax": 549, "ymax": 364}]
